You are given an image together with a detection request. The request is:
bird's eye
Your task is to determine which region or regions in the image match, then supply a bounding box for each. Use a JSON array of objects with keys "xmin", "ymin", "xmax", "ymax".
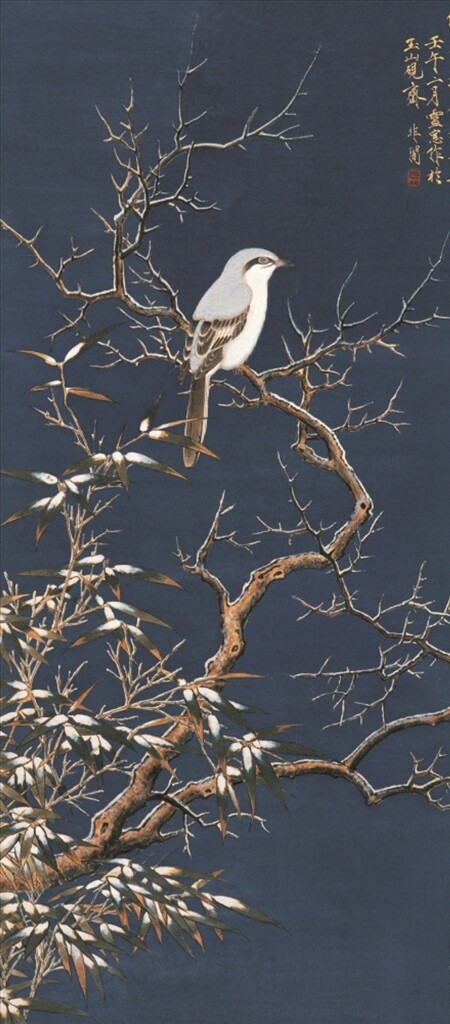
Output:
[{"xmin": 258, "ymin": 256, "xmax": 271, "ymax": 265}]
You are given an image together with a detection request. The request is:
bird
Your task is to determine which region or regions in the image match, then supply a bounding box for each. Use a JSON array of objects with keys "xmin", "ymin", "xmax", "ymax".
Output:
[{"xmin": 181, "ymin": 248, "xmax": 291, "ymax": 467}]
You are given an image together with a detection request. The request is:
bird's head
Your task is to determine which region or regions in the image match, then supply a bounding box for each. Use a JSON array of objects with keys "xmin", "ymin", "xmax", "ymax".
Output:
[{"xmin": 224, "ymin": 248, "xmax": 292, "ymax": 288}]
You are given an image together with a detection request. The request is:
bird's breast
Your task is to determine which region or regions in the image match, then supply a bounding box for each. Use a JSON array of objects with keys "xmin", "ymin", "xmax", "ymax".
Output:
[{"xmin": 220, "ymin": 284, "xmax": 268, "ymax": 370}]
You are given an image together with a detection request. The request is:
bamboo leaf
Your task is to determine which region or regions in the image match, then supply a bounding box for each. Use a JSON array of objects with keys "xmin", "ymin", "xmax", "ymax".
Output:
[
  {"xmin": 64, "ymin": 481, "xmax": 92, "ymax": 513},
  {"xmin": 216, "ymin": 773, "xmax": 228, "ymax": 841},
  {"xmin": 138, "ymin": 393, "xmax": 164, "ymax": 432},
  {"xmin": 226, "ymin": 778, "xmax": 241, "ymax": 817},
  {"xmin": 54, "ymin": 932, "xmax": 72, "ymax": 975},
  {"xmin": 147, "ymin": 417, "xmax": 197, "ymax": 430},
  {"xmin": 17, "ymin": 349, "xmax": 58, "ymax": 365},
  {"xmin": 84, "ymin": 956, "xmax": 105, "ymax": 998},
  {"xmin": 252, "ymin": 747, "xmax": 286, "ymax": 806},
  {"xmin": 0, "ymin": 833, "xmax": 21, "ymax": 856},
  {"xmin": 1, "ymin": 469, "xmax": 58, "ymax": 486},
  {"xmin": 125, "ymin": 451, "xmax": 184, "ymax": 479},
  {"xmin": 165, "ymin": 914, "xmax": 194, "ymax": 956},
  {"xmin": 27, "ymin": 1000, "xmax": 86, "ymax": 1017},
  {"xmin": 63, "ymin": 727, "xmax": 96, "ymax": 771},
  {"xmin": 183, "ymin": 688, "xmax": 204, "ymax": 744},
  {"xmin": 178, "ymin": 909, "xmax": 236, "ymax": 933},
  {"xmin": 207, "ymin": 715, "xmax": 227, "ymax": 773},
  {"xmin": 71, "ymin": 945, "xmax": 87, "ymax": 998},
  {"xmin": 214, "ymin": 672, "xmax": 263, "ymax": 680},
  {"xmin": 0, "ymin": 642, "xmax": 12, "ymax": 666},
  {"xmin": 35, "ymin": 491, "xmax": 65, "ymax": 544},
  {"xmin": 69, "ymin": 684, "xmax": 96, "ymax": 712},
  {"xmin": 213, "ymin": 895, "xmax": 283, "ymax": 928},
  {"xmin": 113, "ymin": 564, "xmax": 181, "ymax": 588},
  {"xmin": 198, "ymin": 687, "xmax": 249, "ymax": 727},
  {"xmin": 2, "ymin": 497, "xmax": 50, "ymax": 527},
  {"xmin": 1, "ymin": 782, "xmax": 30, "ymax": 804},
  {"xmin": 33, "ymin": 833, "xmax": 58, "ymax": 871},
  {"xmin": 77, "ymin": 554, "xmax": 105, "ymax": 566},
  {"xmin": 10, "ymin": 640, "xmax": 48, "ymax": 665},
  {"xmin": 242, "ymin": 745, "xmax": 257, "ymax": 817},
  {"xmin": 112, "ymin": 452, "xmax": 129, "ymax": 492},
  {"xmin": 69, "ymin": 619, "xmax": 122, "ymax": 648},
  {"xmin": 108, "ymin": 601, "xmax": 170, "ymax": 629},
  {"xmin": 18, "ymin": 567, "xmax": 66, "ymax": 578},
  {"xmin": 257, "ymin": 740, "xmax": 332, "ymax": 759},
  {"xmin": 67, "ymin": 387, "xmax": 113, "ymax": 402},
  {"xmin": 77, "ymin": 473, "xmax": 115, "ymax": 488},
  {"xmin": 63, "ymin": 323, "xmax": 119, "ymax": 364},
  {"xmin": 106, "ymin": 925, "xmax": 150, "ymax": 955},
  {"xmin": 63, "ymin": 454, "xmax": 107, "ymax": 475},
  {"xmin": 29, "ymin": 379, "xmax": 62, "ymax": 391},
  {"xmin": 81, "ymin": 718, "xmax": 133, "ymax": 749},
  {"xmin": 105, "ymin": 567, "xmax": 121, "ymax": 598},
  {"xmin": 20, "ymin": 829, "xmax": 35, "ymax": 861},
  {"xmin": 126, "ymin": 624, "xmax": 162, "ymax": 660},
  {"xmin": 166, "ymin": 906, "xmax": 204, "ymax": 948},
  {"xmin": 252, "ymin": 723, "xmax": 301, "ymax": 738},
  {"xmin": 0, "ymin": 925, "xmax": 34, "ymax": 952},
  {"xmin": 23, "ymin": 921, "xmax": 49, "ymax": 959},
  {"xmin": 148, "ymin": 428, "xmax": 219, "ymax": 459}
]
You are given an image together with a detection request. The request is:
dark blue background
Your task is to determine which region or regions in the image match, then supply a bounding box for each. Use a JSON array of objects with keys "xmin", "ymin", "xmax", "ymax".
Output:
[{"xmin": 1, "ymin": 2, "xmax": 449, "ymax": 1022}]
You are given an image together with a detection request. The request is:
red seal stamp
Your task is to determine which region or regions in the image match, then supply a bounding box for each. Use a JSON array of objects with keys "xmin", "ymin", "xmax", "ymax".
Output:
[{"xmin": 407, "ymin": 167, "xmax": 421, "ymax": 187}]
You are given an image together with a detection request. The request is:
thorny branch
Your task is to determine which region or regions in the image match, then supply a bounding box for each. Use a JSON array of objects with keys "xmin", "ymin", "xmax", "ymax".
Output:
[
  {"xmin": 1, "ymin": 42, "xmax": 449, "ymax": 1018},
  {"xmin": 3, "ymin": 255, "xmax": 449, "ymax": 891},
  {"xmin": 2, "ymin": 232, "xmax": 449, "ymax": 895},
  {"xmin": 1, "ymin": 47, "xmax": 319, "ymax": 355}
]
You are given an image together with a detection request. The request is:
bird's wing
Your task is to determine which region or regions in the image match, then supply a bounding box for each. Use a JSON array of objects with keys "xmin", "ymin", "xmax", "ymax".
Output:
[
  {"xmin": 179, "ymin": 322, "xmax": 195, "ymax": 383},
  {"xmin": 191, "ymin": 309, "xmax": 250, "ymax": 377}
]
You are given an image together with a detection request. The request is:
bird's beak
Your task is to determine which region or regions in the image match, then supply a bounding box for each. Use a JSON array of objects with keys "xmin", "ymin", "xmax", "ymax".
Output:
[{"xmin": 276, "ymin": 257, "xmax": 294, "ymax": 268}]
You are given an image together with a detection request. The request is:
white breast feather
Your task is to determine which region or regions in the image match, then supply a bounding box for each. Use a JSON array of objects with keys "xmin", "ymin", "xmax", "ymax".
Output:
[{"xmin": 220, "ymin": 277, "xmax": 268, "ymax": 370}]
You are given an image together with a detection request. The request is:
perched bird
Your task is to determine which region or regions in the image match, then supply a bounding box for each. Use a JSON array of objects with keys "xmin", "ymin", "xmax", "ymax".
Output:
[{"xmin": 182, "ymin": 248, "xmax": 291, "ymax": 467}]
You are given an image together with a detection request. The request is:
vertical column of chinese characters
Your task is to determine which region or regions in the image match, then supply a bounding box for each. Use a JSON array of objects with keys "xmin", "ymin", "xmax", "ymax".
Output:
[
  {"xmin": 424, "ymin": 35, "xmax": 445, "ymax": 185},
  {"xmin": 403, "ymin": 38, "xmax": 425, "ymax": 187}
]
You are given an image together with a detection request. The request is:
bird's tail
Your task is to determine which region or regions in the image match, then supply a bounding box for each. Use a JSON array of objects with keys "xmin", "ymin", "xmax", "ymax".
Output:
[{"xmin": 183, "ymin": 375, "xmax": 209, "ymax": 468}]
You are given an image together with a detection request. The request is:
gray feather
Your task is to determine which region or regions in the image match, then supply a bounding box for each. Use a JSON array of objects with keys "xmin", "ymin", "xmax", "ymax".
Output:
[
  {"xmin": 193, "ymin": 248, "xmax": 277, "ymax": 320},
  {"xmin": 183, "ymin": 375, "xmax": 210, "ymax": 468}
]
